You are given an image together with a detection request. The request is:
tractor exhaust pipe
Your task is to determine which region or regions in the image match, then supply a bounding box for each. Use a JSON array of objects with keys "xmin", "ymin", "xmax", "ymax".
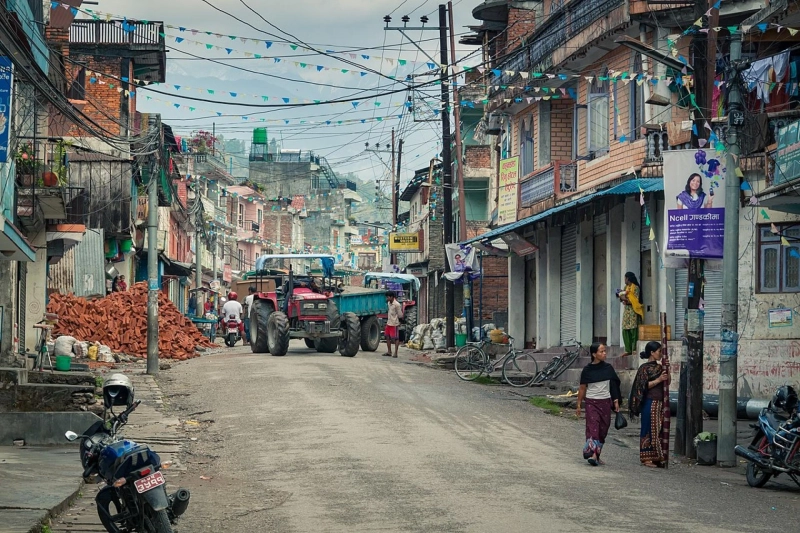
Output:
[{"xmin": 169, "ymin": 488, "xmax": 191, "ymax": 518}]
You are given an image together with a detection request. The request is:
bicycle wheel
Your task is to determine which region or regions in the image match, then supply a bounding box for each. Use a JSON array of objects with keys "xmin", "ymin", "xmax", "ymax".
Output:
[
  {"xmin": 532, "ymin": 357, "xmax": 560, "ymax": 384},
  {"xmin": 551, "ymin": 349, "xmax": 581, "ymax": 380},
  {"xmin": 502, "ymin": 352, "xmax": 538, "ymax": 388},
  {"xmin": 454, "ymin": 345, "xmax": 487, "ymax": 381}
]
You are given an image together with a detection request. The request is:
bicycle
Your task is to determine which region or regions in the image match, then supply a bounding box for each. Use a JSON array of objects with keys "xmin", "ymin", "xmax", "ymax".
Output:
[
  {"xmin": 532, "ymin": 339, "xmax": 583, "ymax": 385},
  {"xmin": 453, "ymin": 335, "xmax": 539, "ymax": 388}
]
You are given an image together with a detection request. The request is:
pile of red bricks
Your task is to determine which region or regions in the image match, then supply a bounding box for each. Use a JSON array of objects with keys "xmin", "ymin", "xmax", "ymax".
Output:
[{"xmin": 47, "ymin": 282, "xmax": 216, "ymax": 360}]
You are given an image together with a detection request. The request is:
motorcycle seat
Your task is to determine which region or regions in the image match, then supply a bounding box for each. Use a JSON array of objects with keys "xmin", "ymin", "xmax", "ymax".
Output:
[{"xmin": 765, "ymin": 410, "xmax": 788, "ymax": 429}]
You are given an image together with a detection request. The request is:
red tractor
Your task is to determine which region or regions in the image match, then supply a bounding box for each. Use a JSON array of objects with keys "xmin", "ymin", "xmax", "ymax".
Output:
[{"xmin": 247, "ymin": 254, "xmax": 361, "ymax": 357}]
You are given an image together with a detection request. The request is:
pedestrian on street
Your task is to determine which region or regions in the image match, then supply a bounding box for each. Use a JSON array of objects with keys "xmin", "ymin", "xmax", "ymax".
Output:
[
  {"xmin": 117, "ymin": 275, "xmax": 127, "ymax": 292},
  {"xmin": 576, "ymin": 343, "xmax": 621, "ymax": 466},
  {"xmin": 111, "ymin": 276, "xmax": 119, "ymax": 293},
  {"xmin": 629, "ymin": 341, "xmax": 669, "ymax": 468},
  {"xmin": 383, "ymin": 291, "xmax": 403, "ymax": 358},
  {"xmin": 618, "ymin": 271, "xmax": 644, "ymax": 356},
  {"xmin": 243, "ymin": 286, "xmax": 256, "ymax": 345}
]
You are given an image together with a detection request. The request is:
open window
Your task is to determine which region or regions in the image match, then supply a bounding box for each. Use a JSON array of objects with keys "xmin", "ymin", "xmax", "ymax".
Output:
[{"xmin": 587, "ymin": 71, "xmax": 610, "ymax": 156}]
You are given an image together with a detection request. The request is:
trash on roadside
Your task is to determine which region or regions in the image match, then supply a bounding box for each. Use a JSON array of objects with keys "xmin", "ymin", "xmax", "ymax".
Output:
[{"xmin": 200, "ymin": 475, "xmax": 212, "ymax": 480}]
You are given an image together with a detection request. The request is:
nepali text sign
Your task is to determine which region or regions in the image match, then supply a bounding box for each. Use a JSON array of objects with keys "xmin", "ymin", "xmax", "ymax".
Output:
[
  {"xmin": 663, "ymin": 150, "xmax": 726, "ymax": 261},
  {"xmin": 0, "ymin": 57, "xmax": 12, "ymax": 163},
  {"xmin": 498, "ymin": 156, "xmax": 519, "ymax": 225},
  {"xmin": 222, "ymin": 263, "xmax": 232, "ymax": 283},
  {"xmin": 774, "ymin": 119, "xmax": 800, "ymax": 186},
  {"xmin": 388, "ymin": 232, "xmax": 422, "ymax": 252}
]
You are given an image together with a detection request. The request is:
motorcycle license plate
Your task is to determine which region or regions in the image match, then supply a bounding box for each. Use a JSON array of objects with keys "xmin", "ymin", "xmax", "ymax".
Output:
[{"xmin": 133, "ymin": 471, "xmax": 165, "ymax": 494}]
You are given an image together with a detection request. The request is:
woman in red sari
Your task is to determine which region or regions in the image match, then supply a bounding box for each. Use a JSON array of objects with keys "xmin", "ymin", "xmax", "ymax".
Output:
[{"xmin": 629, "ymin": 341, "xmax": 670, "ymax": 467}]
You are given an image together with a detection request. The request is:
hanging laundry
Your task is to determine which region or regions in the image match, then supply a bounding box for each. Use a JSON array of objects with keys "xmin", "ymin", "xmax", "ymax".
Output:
[{"xmin": 743, "ymin": 51, "xmax": 790, "ymax": 103}]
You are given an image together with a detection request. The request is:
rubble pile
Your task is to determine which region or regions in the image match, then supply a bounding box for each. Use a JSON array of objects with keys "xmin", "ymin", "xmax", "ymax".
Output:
[{"xmin": 47, "ymin": 282, "xmax": 216, "ymax": 360}]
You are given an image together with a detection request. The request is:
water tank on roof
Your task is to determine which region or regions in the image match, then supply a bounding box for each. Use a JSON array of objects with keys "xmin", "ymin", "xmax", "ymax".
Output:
[{"xmin": 252, "ymin": 128, "xmax": 268, "ymax": 145}]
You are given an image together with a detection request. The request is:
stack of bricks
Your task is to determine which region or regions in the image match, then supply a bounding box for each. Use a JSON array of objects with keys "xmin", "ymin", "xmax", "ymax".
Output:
[{"xmin": 47, "ymin": 283, "xmax": 216, "ymax": 360}]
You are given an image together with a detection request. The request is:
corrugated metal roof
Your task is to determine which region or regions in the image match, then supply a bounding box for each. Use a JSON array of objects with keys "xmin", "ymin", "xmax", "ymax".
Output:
[{"xmin": 461, "ymin": 178, "xmax": 663, "ymax": 244}]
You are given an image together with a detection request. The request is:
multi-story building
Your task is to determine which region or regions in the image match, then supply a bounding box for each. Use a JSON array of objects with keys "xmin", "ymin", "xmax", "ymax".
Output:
[{"xmin": 460, "ymin": 0, "xmax": 800, "ymax": 395}]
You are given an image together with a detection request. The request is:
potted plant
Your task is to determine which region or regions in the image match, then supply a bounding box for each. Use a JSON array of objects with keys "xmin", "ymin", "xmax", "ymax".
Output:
[
  {"xmin": 46, "ymin": 139, "xmax": 72, "ymax": 187},
  {"xmin": 15, "ymin": 142, "xmax": 40, "ymax": 186}
]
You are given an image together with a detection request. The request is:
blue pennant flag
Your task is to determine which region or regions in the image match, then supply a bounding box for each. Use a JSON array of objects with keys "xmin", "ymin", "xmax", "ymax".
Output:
[{"xmin": 265, "ymin": 41, "xmax": 272, "ymax": 48}]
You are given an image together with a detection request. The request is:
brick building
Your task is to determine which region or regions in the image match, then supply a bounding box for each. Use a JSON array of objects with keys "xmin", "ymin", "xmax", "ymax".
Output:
[{"xmin": 460, "ymin": 0, "xmax": 800, "ymax": 397}]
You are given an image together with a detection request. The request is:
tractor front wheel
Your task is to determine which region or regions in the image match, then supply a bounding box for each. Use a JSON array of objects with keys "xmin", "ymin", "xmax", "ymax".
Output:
[
  {"xmin": 339, "ymin": 312, "xmax": 361, "ymax": 357},
  {"xmin": 267, "ymin": 311, "xmax": 290, "ymax": 356},
  {"xmin": 250, "ymin": 299, "xmax": 271, "ymax": 354}
]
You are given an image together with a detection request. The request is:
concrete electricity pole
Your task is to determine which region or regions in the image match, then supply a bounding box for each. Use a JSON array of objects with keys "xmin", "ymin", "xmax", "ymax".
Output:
[
  {"xmin": 146, "ymin": 162, "xmax": 159, "ymax": 376},
  {"xmin": 448, "ymin": 1, "xmax": 467, "ymax": 241},
  {"xmin": 439, "ymin": 3, "xmax": 455, "ymax": 349},
  {"xmin": 195, "ymin": 205, "xmax": 203, "ymax": 318},
  {"xmin": 718, "ymin": 30, "xmax": 745, "ymax": 467}
]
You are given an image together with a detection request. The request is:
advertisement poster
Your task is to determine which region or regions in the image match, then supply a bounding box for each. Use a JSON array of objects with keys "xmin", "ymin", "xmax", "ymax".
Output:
[
  {"xmin": 500, "ymin": 232, "xmax": 538, "ymax": 256},
  {"xmin": 768, "ymin": 307, "xmax": 793, "ymax": 328},
  {"xmin": 774, "ymin": 119, "xmax": 800, "ymax": 185},
  {"xmin": 497, "ymin": 156, "xmax": 519, "ymax": 225},
  {"xmin": 662, "ymin": 150, "xmax": 726, "ymax": 261},
  {"xmin": 388, "ymin": 232, "xmax": 422, "ymax": 252},
  {"xmin": 0, "ymin": 57, "xmax": 12, "ymax": 164}
]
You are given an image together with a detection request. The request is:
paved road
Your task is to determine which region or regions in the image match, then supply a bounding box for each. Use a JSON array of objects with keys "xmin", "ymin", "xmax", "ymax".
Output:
[{"xmin": 158, "ymin": 343, "xmax": 800, "ymax": 533}]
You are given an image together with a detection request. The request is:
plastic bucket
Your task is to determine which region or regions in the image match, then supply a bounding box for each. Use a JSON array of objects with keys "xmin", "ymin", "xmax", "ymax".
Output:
[
  {"xmin": 455, "ymin": 333, "xmax": 467, "ymax": 347},
  {"xmin": 55, "ymin": 355, "xmax": 71, "ymax": 372}
]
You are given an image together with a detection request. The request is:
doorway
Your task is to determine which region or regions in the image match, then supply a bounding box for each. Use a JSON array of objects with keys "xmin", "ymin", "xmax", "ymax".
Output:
[{"xmin": 525, "ymin": 256, "xmax": 536, "ymax": 348}]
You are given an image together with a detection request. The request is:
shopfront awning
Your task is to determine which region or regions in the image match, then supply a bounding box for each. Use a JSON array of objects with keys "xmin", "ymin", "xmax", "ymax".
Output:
[
  {"xmin": 0, "ymin": 215, "xmax": 36, "ymax": 261},
  {"xmin": 461, "ymin": 178, "xmax": 664, "ymax": 245}
]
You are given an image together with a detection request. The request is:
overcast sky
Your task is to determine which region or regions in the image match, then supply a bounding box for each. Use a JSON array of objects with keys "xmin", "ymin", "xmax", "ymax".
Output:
[{"xmin": 88, "ymin": 0, "xmax": 481, "ymax": 192}]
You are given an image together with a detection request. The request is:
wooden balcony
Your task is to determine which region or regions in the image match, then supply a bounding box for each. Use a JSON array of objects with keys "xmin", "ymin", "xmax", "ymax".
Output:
[{"xmin": 518, "ymin": 161, "xmax": 578, "ymax": 219}]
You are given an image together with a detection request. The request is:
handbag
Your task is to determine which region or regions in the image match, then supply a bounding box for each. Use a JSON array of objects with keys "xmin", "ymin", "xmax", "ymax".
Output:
[{"xmin": 614, "ymin": 411, "xmax": 628, "ymax": 430}]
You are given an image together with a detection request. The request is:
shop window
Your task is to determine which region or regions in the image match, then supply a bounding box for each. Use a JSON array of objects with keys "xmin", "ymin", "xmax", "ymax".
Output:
[{"xmin": 758, "ymin": 224, "xmax": 800, "ymax": 293}]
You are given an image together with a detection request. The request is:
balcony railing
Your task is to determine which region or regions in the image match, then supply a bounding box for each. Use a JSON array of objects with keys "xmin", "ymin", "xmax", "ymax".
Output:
[
  {"xmin": 491, "ymin": 0, "xmax": 624, "ymax": 89},
  {"xmin": 519, "ymin": 161, "xmax": 578, "ymax": 207},
  {"xmin": 69, "ymin": 20, "xmax": 164, "ymax": 46}
]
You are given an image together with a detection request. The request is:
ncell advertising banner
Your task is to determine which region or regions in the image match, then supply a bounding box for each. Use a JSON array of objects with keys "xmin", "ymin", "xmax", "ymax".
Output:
[
  {"xmin": 662, "ymin": 149, "xmax": 726, "ymax": 261},
  {"xmin": 0, "ymin": 57, "xmax": 12, "ymax": 163},
  {"xmin": 497, "ymin": 156, "xmax": 519, "ymax": 225}
]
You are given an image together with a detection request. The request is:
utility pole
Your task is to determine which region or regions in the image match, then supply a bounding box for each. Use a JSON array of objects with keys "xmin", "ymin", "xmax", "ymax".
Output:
[
  {"xmin": 718, "ymin": 29, "xmax": 744, "ymax": 467},
  {"xmin": 146, "ymin": 161, "xmax": 159, "ymax": 376},
  {"xmin": 396, "ymin": 137, "xmax": 403, "ymax": 230},
  {"xmin": 391, "ymin": 128, "xmax": 397, "ymax": 265},
  {"xmin": 439, "ymin": 3, "xmax": 455, "ymax": 349},
  {"xmin": 195, "ymin": 204, "xmax": 203, "ymax": 318},
  {"xmin": 448, "ymin": 1, "xmax": 467, "ymax": 241},
  {"xmin": 679, "ymin": 0, "xmax": 715, "ymax": 459}
]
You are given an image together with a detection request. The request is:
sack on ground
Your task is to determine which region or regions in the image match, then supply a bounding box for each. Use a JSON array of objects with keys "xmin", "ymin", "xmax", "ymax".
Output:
[{"xmin": 54, "ymin": 336, "xmax": 77, "ymax": 357}]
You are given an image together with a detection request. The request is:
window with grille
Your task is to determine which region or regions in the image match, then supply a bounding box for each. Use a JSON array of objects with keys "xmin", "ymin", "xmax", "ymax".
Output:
[
  {"xmin": 587, "ymin": 70, "xmax": 609, "ymax": 155},
  {"xmin": 758, "ymin": 224, "xmax": 800, "ymax": 293}
]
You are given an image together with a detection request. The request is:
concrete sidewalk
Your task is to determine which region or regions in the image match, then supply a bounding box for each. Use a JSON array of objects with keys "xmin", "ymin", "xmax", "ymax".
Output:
[
  {"xmin": 0, "ymin": 446, "xmax": 82, "ymax": 533},
  {"xmin": 0, "ymin": 365, "xmax": 185, "ymax": 533}
]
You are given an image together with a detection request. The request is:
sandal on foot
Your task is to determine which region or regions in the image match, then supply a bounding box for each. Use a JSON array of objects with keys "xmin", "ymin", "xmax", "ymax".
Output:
[
  {"xmin": 587, "ymin": 458, "xmax": 599, "ymax": 466},
  {"xmin": 382, "ymin": 353, "xmax": 392, "ymax": 357},
  {"xmin": 642, "ymin": 462, "xmax": 658, "ymax": 468}
]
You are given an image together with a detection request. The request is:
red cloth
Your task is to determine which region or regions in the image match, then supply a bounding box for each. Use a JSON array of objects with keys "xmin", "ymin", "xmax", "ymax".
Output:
[{"xmin": 384, "ymin": 325, "xmax": 399, "ymax": 340}]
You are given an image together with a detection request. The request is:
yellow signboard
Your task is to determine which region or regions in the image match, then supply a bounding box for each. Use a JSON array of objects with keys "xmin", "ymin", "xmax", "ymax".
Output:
[
  {"xmin": 388, "ymin": 232, "xmax": 422, "ymax": 252},
  {"xmin": 498, "ymin": 156, "xmax": 519, "ymax": 225}
]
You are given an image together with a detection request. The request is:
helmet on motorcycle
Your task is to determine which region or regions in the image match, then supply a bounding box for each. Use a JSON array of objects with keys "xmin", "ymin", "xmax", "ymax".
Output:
[
  {"xmin": 771, "ymin": 385, "xmax": 798, "ymax": 413},
  {"xmin": 102, "ymin": 373, "xmax": 134, "ymax": 409},
  {"xmin": 228, "ymin": 291, "xmax": 238, "ymax": 301}
]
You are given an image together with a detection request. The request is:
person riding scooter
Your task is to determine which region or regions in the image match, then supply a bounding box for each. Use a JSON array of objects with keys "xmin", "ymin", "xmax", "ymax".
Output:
[{"xmin": 220, "ymin": 291, "xmax": 245, "ymax": 337}]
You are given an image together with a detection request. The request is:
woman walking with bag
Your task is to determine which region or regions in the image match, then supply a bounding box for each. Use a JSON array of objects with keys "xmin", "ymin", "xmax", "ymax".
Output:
[
  {"xmin": 629, "ymin": 341, "xmax": 669, "ymax": 468},
  {"xmin": 576, "ymin": 343, "xmax": 622, "ymax": 466}
]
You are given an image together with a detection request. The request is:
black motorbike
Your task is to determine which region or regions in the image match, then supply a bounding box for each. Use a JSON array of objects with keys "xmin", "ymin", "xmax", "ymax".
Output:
[{"xmin": 65, "ymin": 375, "xmax": 190, "ymax": 532}]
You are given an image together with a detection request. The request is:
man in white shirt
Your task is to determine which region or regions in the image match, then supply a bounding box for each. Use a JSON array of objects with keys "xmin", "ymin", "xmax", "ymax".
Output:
[
  {"xmin": 243, "ymin": 286, "xmax": 256, "ymax": 345},
  {"xmin": 221, "ymin": 291, "xmax": 245, "ymax": 337},
  {"xmin": 383, "ymin": 291, "xmax": 404, "ymax": 358}
]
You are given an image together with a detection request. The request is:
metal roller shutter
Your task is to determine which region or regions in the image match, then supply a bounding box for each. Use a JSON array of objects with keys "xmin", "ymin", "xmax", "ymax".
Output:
[
  {"xmin": 673, "ymin": 268, "xmax": 722, "ymax": 340},
  {"xmin": 18, "ymin": 262, "xmax": 26, "ymax": 353},
  {"xmin": 673, "ymin": 269, "xmax": 687, "ymax": 340},
  {"xmin": 593, "ymin": 211, "xmax": 607, "ymax": 235},
  {"xmin": 703, "ymin": 269, "xmax": 722, "ymax": 339},
  {"xmin": 560, "ymin": 226, "xmax": 577, "ymax": 345}
]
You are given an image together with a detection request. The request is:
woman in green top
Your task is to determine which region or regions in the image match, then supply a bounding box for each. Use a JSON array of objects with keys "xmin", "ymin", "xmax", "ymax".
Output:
[{"xmin": 618, "ymin": 272, "xmax": 644, "ymax": 356}]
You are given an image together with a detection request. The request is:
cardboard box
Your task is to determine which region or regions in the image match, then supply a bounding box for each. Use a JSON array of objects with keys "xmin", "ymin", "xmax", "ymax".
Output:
[{"xmin": 237, "ymin": 277, "xmax": 277, "ymax": 295}]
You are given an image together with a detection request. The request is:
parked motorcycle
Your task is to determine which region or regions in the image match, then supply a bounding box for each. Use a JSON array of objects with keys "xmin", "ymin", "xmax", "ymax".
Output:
[
  {"xmin": 64, "ymin": 374, "xmax": 190, "ymax": 532},
  {"xmin": 224, "ymin": 313, "xmax": 241, "ymax": 347},
  {"xmin": 734, "ymin": 385, "xmax": 800, "ymax": 489}
]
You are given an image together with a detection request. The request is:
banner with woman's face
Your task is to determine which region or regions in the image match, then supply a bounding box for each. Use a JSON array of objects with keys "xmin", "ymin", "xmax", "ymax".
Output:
[{"xmin": 662, "ymin": 149, "xmax": 727, "ymax": 261}]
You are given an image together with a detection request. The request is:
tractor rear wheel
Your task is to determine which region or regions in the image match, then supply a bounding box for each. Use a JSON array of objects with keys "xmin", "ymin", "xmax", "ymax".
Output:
[
  {"xmin": 360, "ymin": 315, "xmax": 381, "ymax": 352},
  {"xmin": 404, "ymin": 305, "xmax": 418, "ymax": 341},
  {"xmin": 267, "ymin": 311, "xmax": 290, "ymax": 356},
  {"xmin": 339, "ymin": 312, "xmax": 361, "ymax": 357},
  {"xmin": 250, "ymin": 299, "xmax": 271, "ymax": 354}
]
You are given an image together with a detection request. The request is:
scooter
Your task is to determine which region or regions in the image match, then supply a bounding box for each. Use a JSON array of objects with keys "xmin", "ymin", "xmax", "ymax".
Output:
[
  {"xmin": 734, "ymin": 385, "xmax": 800, "ymax": 489},
  {"xmin": 65, "ymin": 374, "xmax": 190, "ymax": 532},
  {"xmin": 224, "ymin": 313, "xmax": 241, "ymax": 347}
]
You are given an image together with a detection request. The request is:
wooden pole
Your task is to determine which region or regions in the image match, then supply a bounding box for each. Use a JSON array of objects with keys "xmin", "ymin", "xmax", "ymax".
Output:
[{"xmin": 661, "ymin": 311, "xmax": 671, "ymax": 469}]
